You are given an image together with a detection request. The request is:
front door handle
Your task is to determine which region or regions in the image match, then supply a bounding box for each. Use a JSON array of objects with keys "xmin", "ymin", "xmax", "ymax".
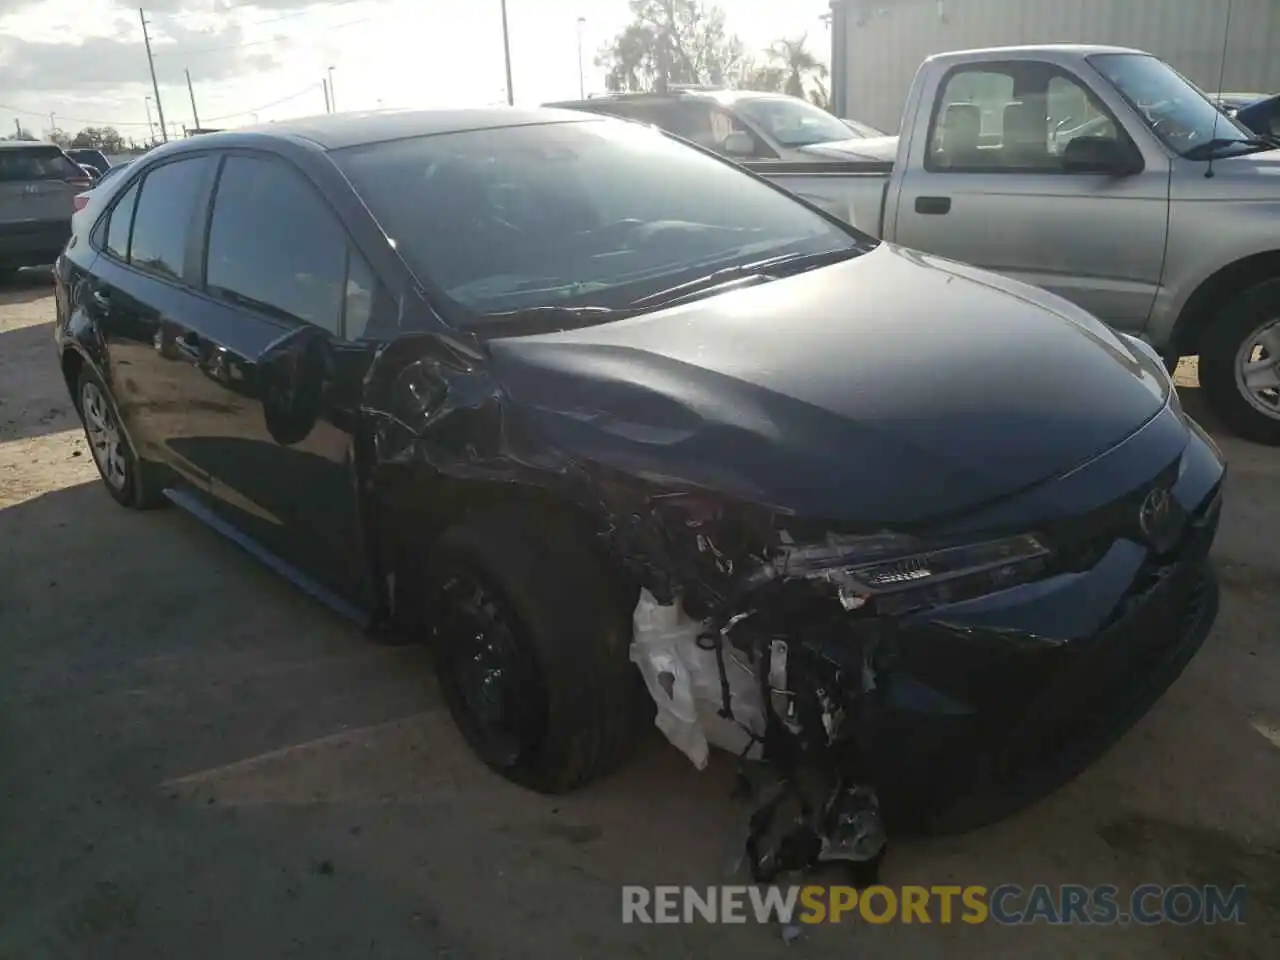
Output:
[{"xmin": 915, "ymin": 196, "xmax": 952, "ymax": 215}]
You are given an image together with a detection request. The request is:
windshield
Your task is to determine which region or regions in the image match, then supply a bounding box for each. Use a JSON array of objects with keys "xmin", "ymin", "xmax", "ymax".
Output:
[
  {"xmin": 332, "ymin": 119, "xmax": 868, "ymax": 321},
  {"xmin": 1088, "ymin": 53, "xmax": 1257, "ymax": 156},
  {"xmin": 734, "ymin": 96, "xmax": 857, "ymax": 147}
]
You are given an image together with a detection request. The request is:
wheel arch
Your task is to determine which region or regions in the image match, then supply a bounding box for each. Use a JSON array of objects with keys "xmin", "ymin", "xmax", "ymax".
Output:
[
  {"xmin": 1171, "ymin": 250, "xmax": 1280, "ymax": 357},
  {"xmin": 370, "ymin": 464, "xmax": 641, "ymax": 628}
]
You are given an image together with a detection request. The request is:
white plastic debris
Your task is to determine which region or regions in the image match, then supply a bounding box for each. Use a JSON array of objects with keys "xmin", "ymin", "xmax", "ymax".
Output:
[{"xmin": 630, "ymin": 589, "xmax": 766, "ymax": 769}]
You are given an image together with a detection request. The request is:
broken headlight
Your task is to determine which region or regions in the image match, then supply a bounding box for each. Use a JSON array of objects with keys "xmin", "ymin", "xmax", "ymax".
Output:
[{"xmin": 765, "ymin": 532, "xmax": 1051, "ymax": 616}]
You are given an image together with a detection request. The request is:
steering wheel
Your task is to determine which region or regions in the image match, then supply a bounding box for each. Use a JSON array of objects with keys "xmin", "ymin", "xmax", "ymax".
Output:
[{"xmin": 1151, "ymin": 115, "xmax": 1197, "ymax": 143}]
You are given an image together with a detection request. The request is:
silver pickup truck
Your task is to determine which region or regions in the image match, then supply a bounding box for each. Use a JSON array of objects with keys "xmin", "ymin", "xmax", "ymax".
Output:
[{"xmin": 738, "ymin": 44, "xmax": 1280, "ymax": 445}]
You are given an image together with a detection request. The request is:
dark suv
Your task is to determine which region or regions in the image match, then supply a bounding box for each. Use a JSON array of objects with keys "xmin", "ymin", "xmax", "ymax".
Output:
[{"xmin": 0, "ymin": 142, "xmax": 92, "ymax": 276}]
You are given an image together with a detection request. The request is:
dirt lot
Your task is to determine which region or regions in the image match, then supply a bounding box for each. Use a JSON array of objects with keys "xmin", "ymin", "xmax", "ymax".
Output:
[{"xmin": 2, "ymin": 269, "xmax": 1278, "ymax": 958}]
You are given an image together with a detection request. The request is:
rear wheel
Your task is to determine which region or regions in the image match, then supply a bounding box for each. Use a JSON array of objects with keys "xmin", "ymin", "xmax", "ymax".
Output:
[
  {"xmin": 426, "ymin": 508, "xmax": 642, "ymax": 793},
  {"xmin": 76, "ymin": 366, "xmax": 167, "ymax": 509},
  {"xmin": 1200, "ymin": 278, "xmax": 1280, "ymax": 445}
]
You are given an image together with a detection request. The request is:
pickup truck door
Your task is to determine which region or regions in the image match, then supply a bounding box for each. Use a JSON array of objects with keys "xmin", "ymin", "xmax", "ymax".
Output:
[{"xmin": 890, "ymin": 60, "xmax": 1170, "ymax": 333}]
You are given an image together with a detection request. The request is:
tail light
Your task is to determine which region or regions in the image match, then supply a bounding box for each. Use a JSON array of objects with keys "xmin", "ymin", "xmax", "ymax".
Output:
[{"xmin": 73, "ymin": 193, "xmax": 90, "ymax": 212}]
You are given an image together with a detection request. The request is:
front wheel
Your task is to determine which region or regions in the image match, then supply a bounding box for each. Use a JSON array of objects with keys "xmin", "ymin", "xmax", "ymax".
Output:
[
  {"xmin": 1199, "ymin": 279, "xmax": 1280, "ymax": 445},
  {"xmin": 425, "ymin": 508, "xmax": 643, "ymax": 793}
]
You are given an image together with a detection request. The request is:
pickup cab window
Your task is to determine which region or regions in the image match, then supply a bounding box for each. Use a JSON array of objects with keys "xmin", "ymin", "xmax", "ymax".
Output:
[{"xmin": 928, "ymin": 62, "xmax": 1122, "ymax": 172}]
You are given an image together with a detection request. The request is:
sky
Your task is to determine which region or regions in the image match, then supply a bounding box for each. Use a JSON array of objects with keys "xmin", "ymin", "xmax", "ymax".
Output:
[{"xmin": 0, "ymin": 0, "xmax": 834, "ymax": 143}]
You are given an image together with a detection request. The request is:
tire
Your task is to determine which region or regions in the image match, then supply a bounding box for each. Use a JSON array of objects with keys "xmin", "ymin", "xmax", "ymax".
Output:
[
  {"xmin": 1200, "ymin": 278, "xmax": 1280, "ymax": 445},
  {"xmin": 75, "ymin": 365, "xmax": 168, "ymax": 509},
  {"xmin": 426, "ymin": 507, "xmax": 642, "ymax": 793}
]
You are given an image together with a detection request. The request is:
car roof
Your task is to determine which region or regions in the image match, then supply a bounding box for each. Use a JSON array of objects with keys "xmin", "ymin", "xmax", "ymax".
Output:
[
  {"xmin": 161, "ymin": 107, "xmax": 599, "ymax": 153},
  {"xmin": 0, "ymin": 140, "xmax": 63, "ymax": 151}
]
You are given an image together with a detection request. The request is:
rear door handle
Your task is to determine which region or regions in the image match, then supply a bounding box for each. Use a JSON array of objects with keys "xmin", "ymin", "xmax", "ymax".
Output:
[
  {"xmin": 90, "ymin": 288, "xmax": 111, "ymax": 310},
  {"xmin": 174, "ymin": 332, "xmax": 202, "ymax": 360},
  {"xmin": 915, "ymin": 196, "xmax": 952, "ymax": 215}
]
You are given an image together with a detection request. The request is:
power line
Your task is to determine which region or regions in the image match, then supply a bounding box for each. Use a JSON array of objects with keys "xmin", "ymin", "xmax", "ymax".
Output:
[
  {"xmin": 1, "ymin": 82, "xmax": 323, "ymax": 130},
  {"xmin": 153, "ymin": 14, "xmax": 379, "ymax": 58}
]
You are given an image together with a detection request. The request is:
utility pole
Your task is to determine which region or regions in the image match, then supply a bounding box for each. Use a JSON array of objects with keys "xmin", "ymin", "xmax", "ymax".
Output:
[
  {"xmin": 48, "ymin": 113, "xmax": 55, "ymax": 137},
  {"xmin": 13, "ymin": 118, "xmax": 20, "ymax": 138},
  {"xmin": 185, "ymin": 68, "xmax": 201, "ymax": 129},
  {"xmin": 144, "ymin": 97, "xmax": 155, "ymax": 144},
  {"xmin": 327, "ymin": 66, "xmax": 336, "ymax": 112},
  {"xmin": 139, "ymin": 8, "xmax": 168, "ymax": 142},
  {"xmin": 323, "ymin": 78, "xmax": 331, "ymax": 114},
  {"xmin": 500, "ymin": 0, "xmax": 514, "ymax": 104},
  {"xmin": 577, "ymin": 16, "xmax": 586, "ymax": 98}
]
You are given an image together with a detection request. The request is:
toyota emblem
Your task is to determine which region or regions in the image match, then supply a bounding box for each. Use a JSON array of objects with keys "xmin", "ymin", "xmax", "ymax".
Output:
[{"xmin": 1138, "ymin": 487, "xmax": 1174, "ymax": 544}]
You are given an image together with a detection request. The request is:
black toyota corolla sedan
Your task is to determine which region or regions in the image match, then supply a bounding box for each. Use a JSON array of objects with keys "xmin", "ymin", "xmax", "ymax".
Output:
[{"xmin": 54, "ymin": 109, "xmax": 1223, "ymax": 847}]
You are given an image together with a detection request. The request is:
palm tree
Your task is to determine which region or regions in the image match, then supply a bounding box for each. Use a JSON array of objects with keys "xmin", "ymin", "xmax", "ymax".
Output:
[{"xmin": 767, "ymin": 34, "xmax": 828, "ymax": 100}]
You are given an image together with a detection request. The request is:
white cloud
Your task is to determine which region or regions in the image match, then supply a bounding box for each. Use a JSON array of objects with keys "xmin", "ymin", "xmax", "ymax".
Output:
[{"xmin": 0, "ymin": 0, "xmax": 833, "ymax": 139}]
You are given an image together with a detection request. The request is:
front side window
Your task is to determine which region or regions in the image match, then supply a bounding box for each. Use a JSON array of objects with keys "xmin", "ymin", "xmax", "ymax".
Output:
[
  {"xmin": 734, "ymin": 96, "xmax": 854, "ymax": 147},
  {"xmin": 1089, "ymin": 53, "xmax": 1257, "ymax": 157},
  {"xmin": 205, "ymin": 155, "xmax": 352, "ymax": 335},
  {"xmin": 927, "ymin": 63, "xmax": 1124, "ymax": 172},
  {"xmin": 129, "ymin": 156, "xmax": 216, "ymax": 281},
  {"xmin": 331, "ymin": 118, "xmax": 867, "ymax": 321}
]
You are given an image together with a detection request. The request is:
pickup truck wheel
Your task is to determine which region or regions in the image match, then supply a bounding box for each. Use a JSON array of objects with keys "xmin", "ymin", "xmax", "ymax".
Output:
[
  {"xmin": 1200, "ymin": 279, "xmax": 1280, "ymax": 445},
  {"xmin": 425, "ymin": 509, "xmax": 641, "ymax": 793}
]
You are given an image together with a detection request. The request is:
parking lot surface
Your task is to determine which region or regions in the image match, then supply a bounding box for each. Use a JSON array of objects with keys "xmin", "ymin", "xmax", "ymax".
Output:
[{"xmin": 2, "ymin": 270, "xmax": 1278, "ymax": 958}]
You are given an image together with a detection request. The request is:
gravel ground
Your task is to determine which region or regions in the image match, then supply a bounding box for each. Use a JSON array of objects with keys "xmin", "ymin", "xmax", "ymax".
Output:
[{"xmin": 1, "ymin": 268, "xmax": 1277, "ymax": 958}]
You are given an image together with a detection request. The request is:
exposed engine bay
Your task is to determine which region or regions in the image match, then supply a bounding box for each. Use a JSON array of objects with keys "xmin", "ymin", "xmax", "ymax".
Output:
[{"xmin": 630, "ymin": 588, "xmax": 889, "ymax": 886}]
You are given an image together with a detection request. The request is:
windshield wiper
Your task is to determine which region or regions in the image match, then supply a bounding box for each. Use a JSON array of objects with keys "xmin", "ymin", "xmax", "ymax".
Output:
[
  {"xmin": 462, "ymin": 304, "xmax": 630, "ymax": 337},
  {"xmin": 1181, "ymin": 137, "xmax": 1276, "ymax": 160},
  {"xmin": 631, "ymin": 247, "xmax": 864, "ymax": 308}
]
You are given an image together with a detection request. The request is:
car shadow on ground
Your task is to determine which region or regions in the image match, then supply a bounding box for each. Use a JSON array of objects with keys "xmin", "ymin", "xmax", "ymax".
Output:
[
  {"xmin": 0, "ymin": 320, "xmax": 81, "ymax": 444},
  {"xmin": 0, "ymin": 266, "xmax": 54, "ymax": 306}
]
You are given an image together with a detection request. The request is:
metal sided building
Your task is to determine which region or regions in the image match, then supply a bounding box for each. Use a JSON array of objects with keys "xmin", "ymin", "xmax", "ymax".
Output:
[{"xmin": 829, "ymin": 0, "xmax": 1280, "ymax": 133}]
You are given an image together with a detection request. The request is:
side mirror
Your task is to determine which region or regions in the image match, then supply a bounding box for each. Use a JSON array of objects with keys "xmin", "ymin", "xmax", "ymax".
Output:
[
  {"xmin": 1062, "ymin": 136, "xmax": 1142, "ymax": 175},
  {"xmin": 721, "ymin": 131, "xmax": 756, "ymax": 157}
]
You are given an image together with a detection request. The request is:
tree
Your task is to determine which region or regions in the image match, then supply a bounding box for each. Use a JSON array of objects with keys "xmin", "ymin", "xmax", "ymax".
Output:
[
  {"xmin": 766, "ymin": 34, "xmax": 828, "ymax": 100},
  {"xmin": 597, "ymin": 0, "xmax": 744, "ymax": 94},
  {"xmin": 2, "ymin": 125, "xmax": 38, "ymax": 141},
  {"xmin": 71, "ymin": 126, "xmax": 127, "ymax": 153},
  {"xmin": 738, "ymin": 59, "xmax": 786, "ymax": 93}
]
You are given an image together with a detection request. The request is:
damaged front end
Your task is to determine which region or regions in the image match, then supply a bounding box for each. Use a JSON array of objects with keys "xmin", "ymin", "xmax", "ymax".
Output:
[{"xmin": 628, "ymin": 514, "xmax": 1053, "ymax": 886}]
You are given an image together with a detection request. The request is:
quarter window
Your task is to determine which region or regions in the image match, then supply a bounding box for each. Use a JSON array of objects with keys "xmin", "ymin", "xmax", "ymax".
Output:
[
  {"xmin": 205, "ymin": 155, "xmax": 355, "ymax": 336},
  {"xmin": 105, "ymin": 181, "xmax": 139, "ymax": 260},
  {"xmin": 129, "ymin": 156, "xmax": 216, "ymax": 280}
]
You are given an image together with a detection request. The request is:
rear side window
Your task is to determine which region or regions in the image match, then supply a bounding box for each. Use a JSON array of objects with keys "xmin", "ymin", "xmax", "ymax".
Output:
[
  {"xmin": 0, "ymin": 146, "xmax": 80, "ymax": 182},
  {"xmin": 105, "ymin": 181, "xmax": 139, "ymax": 260},
  {"xmin": 205, "ymin": 155, "xmax": 354, "ymax": 336},
  {"xmin": 129, "ymin": 156, "xmax": 216, "ymax": 281}
]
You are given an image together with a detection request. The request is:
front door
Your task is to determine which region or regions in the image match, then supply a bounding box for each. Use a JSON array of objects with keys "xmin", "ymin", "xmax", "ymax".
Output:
[
  {"xmin": 893, "ymin": 61, "xmax": 1170, "ymax": 332},
  {"xmin": 173, "ymin": 152, "xmax": 388, "ymax": 607}
]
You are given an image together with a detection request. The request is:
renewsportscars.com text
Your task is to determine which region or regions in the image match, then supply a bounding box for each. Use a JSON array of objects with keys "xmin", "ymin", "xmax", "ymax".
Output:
[{"xmin": 621, "ymin": 884, "xmax": 1248, "ymax": 926}]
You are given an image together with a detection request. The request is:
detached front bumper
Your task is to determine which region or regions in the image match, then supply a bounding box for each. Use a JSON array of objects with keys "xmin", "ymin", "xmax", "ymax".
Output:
[{"xmin": 856, "ymin": 409, "xmax": 1226, "ymax": 834}]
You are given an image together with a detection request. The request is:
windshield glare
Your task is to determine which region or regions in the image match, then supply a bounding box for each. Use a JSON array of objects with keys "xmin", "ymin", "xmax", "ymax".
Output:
[
  {"xmin": 1088, "ymin": 53, "xmax": 1256, "ymax": 155},
  {"xmin": 332, "ymin": 119, "xmax": 866, "ymax": 319},
  {"xmin": 734, "ymin": 97, "xmax": 857, "ymax": 147}
]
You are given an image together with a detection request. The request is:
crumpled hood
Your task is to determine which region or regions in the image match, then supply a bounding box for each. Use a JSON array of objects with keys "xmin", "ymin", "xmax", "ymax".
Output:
[
  {"xmin": 487, "ymin": 244, "xmax": 1172, "ymax": 525},
  {"xmin": 798, "ymin": 135, "xmax": 899, "ymax": 163}
]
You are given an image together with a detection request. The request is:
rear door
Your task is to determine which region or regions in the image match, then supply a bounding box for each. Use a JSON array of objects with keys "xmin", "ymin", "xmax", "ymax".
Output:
[
  {"xmin": 82, "ymin": 154, "xmax": 222, "ymax": 487},
  {"xmin": 173, "ymin": 151, "xmax": 391, "ymax": 606}
]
